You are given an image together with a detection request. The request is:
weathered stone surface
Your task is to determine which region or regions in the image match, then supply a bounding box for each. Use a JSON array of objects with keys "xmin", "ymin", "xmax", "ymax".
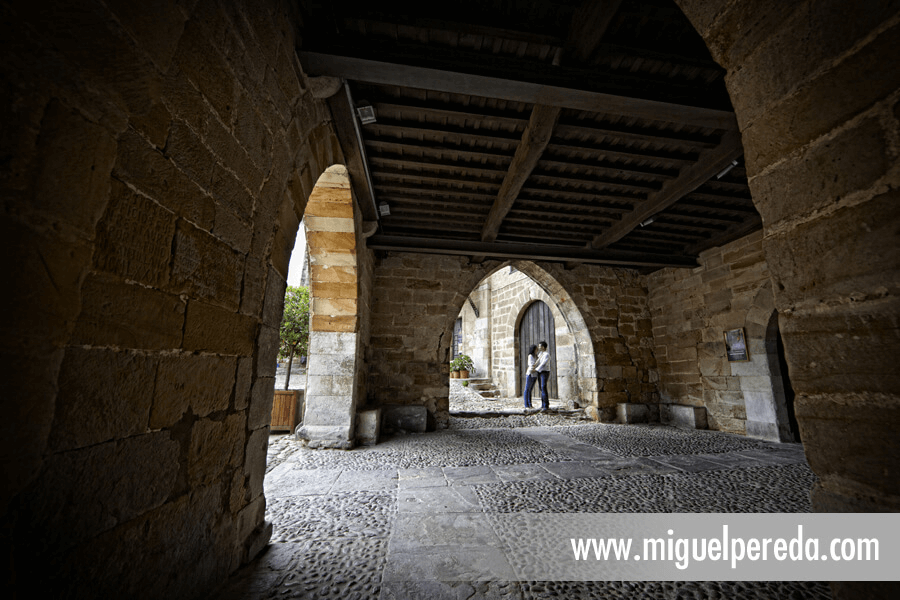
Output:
[
  {"xmin": 248, "ymin": 377, "xmax": 276, "ymax": 430},
  {"xmin": 95, "ymin": 179, "xmax": 176, "ymax": 287},
  {"xmin": 356, "ymin": 408, "xmax": 382, "ymax": 446},
  {"xmin": 113, "ymin": 128, "xmax": 215, "ymax": 229},
  {"xmin": 617, "ymin": 403, "xmax": 655, "ymax": 424},
  {"xmin": 382, "ymin": 404, "xmax": 428, "ymax": 433},
  {"xmin": 51, "ymin": 347, "xmax": 157, "ymax": 452},
  {"xmin": 33, "ymin": 99, "xmax": 117, "ymax": 235},
  {"xmin": 18, "ymin": 432, "xmax": 179, "ymax": 555},
  {"xmin": 245, "ymin": 427, "xmax": 270, "ymax": 501},
  {"xmin": 170, "ymin": 219, "xmax": 244, "ymax": 310},
  {"xmin": 189, "ymin": 413, "xmax": 246, "ymax": 486},
  {"xmin": 151, "ymin": 353, "xmax": 237, "ymax": 428},
  {"xmin": 661, "ymin": 404, "xmax": 708, "ymax": 430},
  {"xmin": 183, "ymin": 300, "xmax": 257, "ymax": 355}
]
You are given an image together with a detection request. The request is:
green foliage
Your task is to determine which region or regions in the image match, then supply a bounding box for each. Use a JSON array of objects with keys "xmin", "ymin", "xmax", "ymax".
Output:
[
  {"xmin": 450, "ymin": 353, "xmax": 474, "ymax": 373},
  {"xmin": 279, "ymin": 285, "xmax": 310, "ymax": 361}
]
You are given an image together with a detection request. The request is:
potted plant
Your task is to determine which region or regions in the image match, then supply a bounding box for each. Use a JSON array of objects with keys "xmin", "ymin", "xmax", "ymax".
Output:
[{"xmin": 451, "ymin": 354, "xmax": 474, "ymax": 379}]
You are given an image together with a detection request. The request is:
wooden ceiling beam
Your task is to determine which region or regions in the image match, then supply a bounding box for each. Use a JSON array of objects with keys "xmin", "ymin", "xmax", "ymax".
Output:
[
  {"xmin": 547, "ymin": 141, "xmax": 696, "ymax": 166},
  {"xmin": 365, "ymin": 138, "xmax": 514, "ymax": 162},
  {"xmin": 325, "ymin": 83, "xmax": 378, "ymax": 221},
  {"xmin": 366, "ymin": 122, "xmax": 522, "ymax": 148},
  {"xmin": 367, "ymin": 235, "xmax": 698, "ymax": 268},
  {"xmin": 299, "ymin": 51, "xmax": 739, "ymax": 129},
  {"xmin": 374, "ymin": 183, "xmax": 496, "ymax": 201},
  {"xmin": 368, "ymin": 154, "xmax": 509, "ymax": 178},
  {"xmin": 554, "ymin": 122, "xmax": 719, "ymax": 150},
  {"xmin": 373, "ymin": 101, "xmax": 530, "ymax": 129},
  {"xmin": 481, "ymin": 104, "xmax": 562, "ymax": 243},
  {"xmin": 590, "ymin": 129, "xmax": 744, "ymax": 249}
]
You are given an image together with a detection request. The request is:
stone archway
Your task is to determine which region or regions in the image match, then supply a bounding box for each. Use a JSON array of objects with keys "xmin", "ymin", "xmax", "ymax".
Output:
[{"xmin": 296, "ymin": 165, "xmax": 362, "ymax": 449}]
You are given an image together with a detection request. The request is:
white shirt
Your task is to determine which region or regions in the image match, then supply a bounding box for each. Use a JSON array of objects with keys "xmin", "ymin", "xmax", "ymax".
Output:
[
  {"xmin": 526, "ymin": 354, "xmax": 536, "ymax": 376},
  {"xmin": 534, "ymin": 350, "xmax": 550, "ymax": 373}
]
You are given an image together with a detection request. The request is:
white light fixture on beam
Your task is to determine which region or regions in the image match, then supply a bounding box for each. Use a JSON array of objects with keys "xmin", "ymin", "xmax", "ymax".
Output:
[
  {"xmin": 356, "ymin": 104, "xmax": 376, "ymax": 125},
  {"xmin": 378, "ymin": 202, "xmax": 390, "ymax": 217},
  {"xmin": 716, "ymin": 159, "xmax": 739, "ymax": 179},
  {"xmin": 640, "ymin": 216, "xmax": 655, "ymax": 227}
]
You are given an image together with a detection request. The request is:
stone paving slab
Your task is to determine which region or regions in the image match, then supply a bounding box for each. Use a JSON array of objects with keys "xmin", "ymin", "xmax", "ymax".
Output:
[
  {"xmin": 398, "ymin": 485, "xmax": 483, "ymax": 513},
  {"xmin": 214, "ymin": 421, "xmax": 828, "ymax": 600}
]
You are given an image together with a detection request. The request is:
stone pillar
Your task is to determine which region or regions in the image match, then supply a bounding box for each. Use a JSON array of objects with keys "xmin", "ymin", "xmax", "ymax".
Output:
[{"xmin": 297, "ymin": 166, "xmax": 360, "ymax": 449}]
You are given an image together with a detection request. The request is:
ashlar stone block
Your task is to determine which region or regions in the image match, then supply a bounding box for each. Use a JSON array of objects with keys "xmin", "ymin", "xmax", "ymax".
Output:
[
  {"xmin": 382, "ymin": 404, "xmax": 428, "ymax": 433},
  {"xmin": 356, "ymin": 408, "xmax": 382, "ymax": 446},
  {"xmin": 661, "ymin": 404, "xmax": 708, "ymax": 430}
]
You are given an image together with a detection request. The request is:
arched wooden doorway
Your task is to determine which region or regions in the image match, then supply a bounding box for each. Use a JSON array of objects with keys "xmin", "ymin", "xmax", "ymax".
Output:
[{"xmin": 518, "ymin": 300, "xmax": 558, "ymax": 400}]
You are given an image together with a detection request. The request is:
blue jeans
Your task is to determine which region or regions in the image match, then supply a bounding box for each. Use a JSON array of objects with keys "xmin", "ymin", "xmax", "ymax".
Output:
[
  {"xmin": 537, "ymin": 371, "xmax": 549, "ymax": 409},
  {"xmin": 523, "ymin": 375, "xmax": 536, "ymax": 408}
]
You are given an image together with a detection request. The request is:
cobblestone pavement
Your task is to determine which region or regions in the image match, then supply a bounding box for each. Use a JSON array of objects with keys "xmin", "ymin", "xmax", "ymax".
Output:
[{"xmin": 218, "ymin": 420, "xmax": 829, "ymax": 600}]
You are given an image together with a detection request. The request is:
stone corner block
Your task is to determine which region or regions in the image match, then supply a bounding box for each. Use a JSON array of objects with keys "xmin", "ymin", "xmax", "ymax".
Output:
[
  {"xmin": 381, "ymin": 404, "xmax": 428, "ymax": 433},
  {"xmin": 616, "ymin": 402, "xmax": 659, "ymax": 424},
  {"xmin": 355, "ymin": 408, "xmax": 382, "ymax": 446},
  {"xmin": 661, "ymin": 404, "xmax": 708, "ymax": 430}
]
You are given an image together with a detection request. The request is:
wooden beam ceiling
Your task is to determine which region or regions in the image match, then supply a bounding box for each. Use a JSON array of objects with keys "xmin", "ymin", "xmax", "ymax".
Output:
[
  {"xmin": 590, "ymin": 128, "xmax": 745, "ymax": 249},
  {"xmin": 299, "ymin": 51, "xmax": 738, "ymax": 130},
  {"xmin": 481, "ymin": 104, "xmax": 562, "ymax": 243},
  {"xmin": 368, "ymin": 235, "xmax": 699, "ymax": 268}
]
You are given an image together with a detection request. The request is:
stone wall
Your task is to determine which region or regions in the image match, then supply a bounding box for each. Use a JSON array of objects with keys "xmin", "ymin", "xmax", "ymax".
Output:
[
  {"xmin": 458, "ymin": 280, "xmax": 491, "ymax": 377},
  {"xmin": 0, "ymin": 0, "xmax": 341, "ymax": 596},
  {"xmin": 647, "ymin": 231, "xmax": 783, "ymax": 436},
  {"xmin": 368, "ymin": 255, "xmax": 658, "ymax": 423},
  {"xmin": 676, "ymin": 0, "xmax": 900, "ymax": 520}
]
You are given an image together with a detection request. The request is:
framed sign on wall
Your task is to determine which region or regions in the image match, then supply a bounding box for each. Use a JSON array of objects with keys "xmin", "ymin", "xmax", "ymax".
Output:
[{"xmin": 724, "ymin": 327, "xmax": 750, "ymax": 362}]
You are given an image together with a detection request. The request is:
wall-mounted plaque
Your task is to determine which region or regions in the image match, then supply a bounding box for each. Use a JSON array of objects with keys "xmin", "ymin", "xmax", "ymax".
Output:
[{"xmin": 724, "ymin": 327, "xmax": 750, "ymax": 362}]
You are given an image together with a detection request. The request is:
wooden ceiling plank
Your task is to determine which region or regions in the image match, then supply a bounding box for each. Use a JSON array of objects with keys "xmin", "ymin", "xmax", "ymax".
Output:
[
  {"xmin": 554, "ymin": 122, "xmax": 718, "ymax": 150},
  {"xmin": 299, "ymin": 51, "xmax": 739, "ymax": 130},
  {"xmin": 365, "ymin": 137, "xmax": 514, "ymax": 162},
  {"xmin": 369, "ymin": 154, "xmax": 509, "ymax": 178},
  {"xmin": 367, "ymin": 235, "xmax": 698, "ymax": 268},
  {"xmin": 548, "ymin": 141, "xmax": 696, "ymax": 166},
  {"xmin": 373, "ymin": 101, "xmax": 530, "ymax": 129},
  {"xmin": 481, "ymin": 104, "xmax": 562, "ymax": 243},
  {"xmin": 367, "ymin": 122, "xmax": 521, "ymax": 147},
  {"xmin": 590, "ymin": 128, "xmax": 744, "ymax": 249}
]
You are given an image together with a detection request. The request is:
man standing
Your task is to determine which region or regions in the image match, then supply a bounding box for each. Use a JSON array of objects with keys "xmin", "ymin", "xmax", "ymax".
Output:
[{"xmin": 534, "ymin": 341, "xmax": 551, "ymax": 411}]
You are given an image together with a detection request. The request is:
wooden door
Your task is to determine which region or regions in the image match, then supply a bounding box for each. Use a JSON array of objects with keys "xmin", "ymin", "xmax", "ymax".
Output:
[{"xmin": 518, "ymin": 300, "xmax": 557, "ymax": 398}]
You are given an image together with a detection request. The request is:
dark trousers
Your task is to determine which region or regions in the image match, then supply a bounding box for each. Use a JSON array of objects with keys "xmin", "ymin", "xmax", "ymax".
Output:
[
  {"xmin": 523, "ymin": 374, "xmax": 536, "ymax": 408},
  {"xmin": 537, "ymin": 371, "xmax": 549, "ymax": 409}
]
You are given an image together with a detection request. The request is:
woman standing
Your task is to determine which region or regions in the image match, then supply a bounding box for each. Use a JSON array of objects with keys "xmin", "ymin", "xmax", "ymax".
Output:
[{"xmin": 523, "ymin": 344, "xmax": 538, "ymax": 408}]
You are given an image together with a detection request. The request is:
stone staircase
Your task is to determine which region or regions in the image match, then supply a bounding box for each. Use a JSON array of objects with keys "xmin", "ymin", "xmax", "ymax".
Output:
[{"xmin": 466, "ymin": 377, "xmax": 501, "ymax": 399}]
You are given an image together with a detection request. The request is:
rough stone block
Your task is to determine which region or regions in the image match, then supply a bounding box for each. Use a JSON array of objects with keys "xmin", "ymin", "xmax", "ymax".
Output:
[
  {"xmin": 296, "ymin": 424, "xmax": 354, "ymax": 449},
  {"xmin": 766, "ymin": 190, "xmax": 900, "ymax": 311},
  {"xmin": 244, "ymin": 427, "xmax": 269, "ymax": 500},
  {"xmin": 617, "ymin": 403, "xmax": 650, "ymax": 424},
  {"xmin": 72, "ymin": 272, "xmax": 186, "ymax": 350},
  {"xmin": 183, "ymin": 301, "xmax": 257, "ymax": 355},
  {"xmin": 661, "ymin": 404, "xmax": 708, "ymax": 430},
  {"xmin": 51, "ymin": 348, "xmax": 156, "ymax": 452},
  {"xmin": 113, "ymin": 128, "xmax": 215, "ymax": 229},
  {"xmin": 17, "ymin": 431, "xmax": 179, "ymax": 554},
  {"xmin": 95, "ymin": 179, "xmax": 176, "ymax": 287},
  {"xmin": 33, "ymin": 98, "xmax": 117, "ymax": 235},
  {"xmin": 151, "ymin": 354, "xmax": 237, "ymax": 428},
  {"xmin": 189, "ymin": 413, "xmax": 245, "ymax": 485},
  {"xmin": 751, "ymin": 116, "xmax": 888, "ymax": 228},
  {"xmin": 170, "ymin": 220, "xmax": 244, "ymax": 311},
  {"xmin": 248, "ymin": 378, "xmax": 276, "ymax": 430},
  {"xmin": 381, "ymin": 404, "xmax": 428, "ymax": 433},
  {"xmin": 356, "ymin": 408, "xmax": 382, "ymax": 446}
]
